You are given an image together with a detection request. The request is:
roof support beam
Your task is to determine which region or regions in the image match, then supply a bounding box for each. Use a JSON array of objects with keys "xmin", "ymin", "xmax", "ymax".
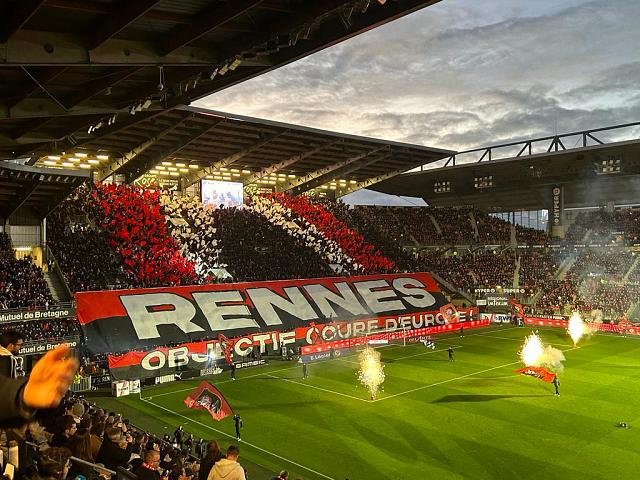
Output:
[
  {"xmin": 294, "ymin": 152, "xmax": 394, "ymax": 194},
  {"xmin": 6, "ymin": 67, "xmax": 67, "ymax": 109},
  {"xmin": 61, "ymin": 66, "xmax": 143, "ymax": 109},
  {"xmin": 0, "ymin": 0, "xmax": 46, "ymax": 43},
  {"xmin": 97, "ymin": 113, "xmax": 192, "ymax": 180},
  {"xmin": 182, "ymin": 131, "xmax": 286, "ymax": 187},
  {"xmin": 159, "ymin": 0, "xmax": 263, "ymax": 56},
  {"xmin": 280, "ymin": 145, "xmax": 388, "ymax": 193},
  {"xmin": 244, "ymin": 139, "xmax": 342, "ymax": 185},
  {"xmin": 2, "ymin": 178, "xmax": 42, "ymax": 219},
  {"xmin": 336, "ymin": 165, "xmax": 412, "ymax": 197},
  {"xmin": 86, "ymin": 0, "xmax": 163, "ymax": 51},
  {"xmin": 126, "ymin": 121, "xmax": 223, "ymax": 183}
]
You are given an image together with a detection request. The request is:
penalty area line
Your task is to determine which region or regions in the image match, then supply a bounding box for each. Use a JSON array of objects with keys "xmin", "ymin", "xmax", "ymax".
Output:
[
  {"xmin": 265, "ymin": 374, "xmax": 371, "ymax": 403},
  {"xmin": 374, "ymin": 360, "xmax": 522, "ymax": 402},
  {"xmin": 142, "ymin": 364, "xmax": 302, "ymax": 399},
  {"xmin": 141, "ymin": 397, "xmax": 336, "ymax": 480}
]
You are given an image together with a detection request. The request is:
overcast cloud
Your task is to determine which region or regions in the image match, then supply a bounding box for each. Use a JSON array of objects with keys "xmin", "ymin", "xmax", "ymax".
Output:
[
  {"xmin": 195, "ymin": 0, "xmax": 640, "ymax": 203},
  {"xmin": 196, "ymin": 0, "xmax": 640, "ymax": 153}
]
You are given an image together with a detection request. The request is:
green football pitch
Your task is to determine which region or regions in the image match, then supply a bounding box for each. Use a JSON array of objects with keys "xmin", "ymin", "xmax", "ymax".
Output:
[{"xmin": 91, "ymin": 325, "xmax": 640, "ymax": 479}]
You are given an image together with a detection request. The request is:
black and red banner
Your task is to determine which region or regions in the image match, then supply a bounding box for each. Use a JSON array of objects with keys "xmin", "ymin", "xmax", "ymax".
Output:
[
  {"xmin": 515, "ymin": 366, "xmax": 556, "ymax": 383},
  {"xmin": 183, "ymin": 381, "xmax": 233, "ymax": 421},
  {"xmin": 75, "ymin": 273, "xmax": 474, "ymax": 379}
]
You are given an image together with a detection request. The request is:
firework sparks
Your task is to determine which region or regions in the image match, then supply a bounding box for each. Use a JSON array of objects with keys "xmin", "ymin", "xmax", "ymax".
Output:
[
  {"xmin": 519, "ymin": 331, "xmax": 566, "ymax": 372},
  {"xmin": 567, "ymin": 311, "xmax": 591, "ymax": 346},
  {"xmin": 357, "ymin": 346, "xmax": 385, "ymax": 400},
  {"xmin": 520, "ymin": 332, "xmax": 544, "ymax": 366}
]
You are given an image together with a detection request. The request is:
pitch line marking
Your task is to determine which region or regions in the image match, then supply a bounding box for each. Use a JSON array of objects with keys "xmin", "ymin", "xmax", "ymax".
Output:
[
  {"xmin": 374, "ymin": 332, "xmax": 596, "ymax": 402},
  {"xmin": 373, "ymin": 360, "xmax": 522, "ymax": 402},
  {"xmin": 265, "ymin": 374, "xmax": 371, "ymax": 403},
  {"xmin": 142, "ymin": 398, "xmax": 335, "ymax": 480},
  {"xmin": 142, "ymin": 364, "xmax": 301, "ymax": 399},
  {"xmin": 391, "ymin": 345, "xmax": 464, "ymax": 362},
  {"xmin": 470, "ymin": 333, "xmax": 570, "ymax": 347}
]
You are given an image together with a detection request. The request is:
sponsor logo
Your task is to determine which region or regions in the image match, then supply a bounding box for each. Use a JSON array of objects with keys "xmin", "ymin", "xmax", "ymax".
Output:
[
  {"xmin": 552, "ymin": 186, "xmax": 562, "ymax": 226},
  {"xmin": 0, "ymin": 308, "xmax": 75, "ymax": 323},
  {"xmin": 200, "ymin": 366, "xmax": 223, "ymax": 376},
  {"xmin": 18, "ymin": 339, "xmax": 78, "ymax": 356}
]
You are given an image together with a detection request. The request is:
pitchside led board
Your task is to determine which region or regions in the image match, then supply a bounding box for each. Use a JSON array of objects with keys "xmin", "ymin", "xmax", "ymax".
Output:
[
  {"xmin": 201, "ymin": 179, "xmax": 243, "ymax": 208},
  {"xmin": 75, "ymin": 273, "xmax": 478, "ymax": 380}
]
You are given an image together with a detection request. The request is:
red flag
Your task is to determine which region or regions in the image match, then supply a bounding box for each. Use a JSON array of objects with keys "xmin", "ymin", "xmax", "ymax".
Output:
[
  {"xmin": 183, "ymin": 381, "xmax": 233, "ymax": 421},
  {"xmin": 509, "ymin": 298, "xmax": 524, "ymax": 316},
  {"xmin": 217, "ymin": 333, "xmax": 234, "ymax": 365},
  {"xmin": 439, "ymin": 303, "xmax": 458, "ymax": 323},
  {"xmin": 515, "ymin": 366, "xmax": 556, "ymax": 383}
]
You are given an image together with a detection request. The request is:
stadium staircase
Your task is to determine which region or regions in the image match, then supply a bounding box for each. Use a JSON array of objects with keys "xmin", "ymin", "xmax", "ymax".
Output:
[
  {"xmin": 431, "ymin": 271, "xmax": 474, "ymax": 304},
  {"xmin": 623, "ymin": 255, "xmax": 640, "ymax": 282},
  {"xmin": 469, "ymin": 211, "xmax": 480, "ymax": 242},
  {"xmin": 44, "ymin": 247, "xmax": 72, "ymax": 302},
  {"xmin": 510, "ymin": 224, "xmax": 517, "ymax": 247},
  {"xmin": 44, "ymin": 269, "xmax": 71, "ymax": 302},
  {"xmin": 390, "ymin": 209, "xmax": 420, "ymax": 247},
  {"xmin": 513, "ymin": 255, "xmax": 521, "ymax": 288},
  {"xmin": 428, "ymin": 213, "xmax": 442, "ymax": 238},
  {"xmin": 530, "ymin": 252, "xmax": 577, "ymax": 305}
]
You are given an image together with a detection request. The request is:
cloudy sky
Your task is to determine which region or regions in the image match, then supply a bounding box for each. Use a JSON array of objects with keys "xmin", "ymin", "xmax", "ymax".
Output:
[{"xmin": 195, "ymin": 0, "xmax": 640, "ymax": 203}]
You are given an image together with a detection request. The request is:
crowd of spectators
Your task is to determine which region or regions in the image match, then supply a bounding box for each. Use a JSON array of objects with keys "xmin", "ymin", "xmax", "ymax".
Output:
[
  {"xmin": 1, "ymin": 387, "xmax": 303, "ymax": 480},
  {"xmin": 417, "ymin": 249, "xmax": 515, "ymax": 293},
  {"xmin": 563, "ymin": 208, "xmax": 640, "ymax": 245},
  {"xmin": 515, "ymin": 225, "xmax": 549, "ymax": 245},
  {"xmin": 215, "ymin": 205, "xmax": 332, "ymax": 282},
  {"xmin": 474, "ymin": 210, "xmax": 511, "ymax": 245},
  {"xmin": 248, "ymin": 196, "xmax": 353, "ymax": 273},
  {"xmin": 430, "ymin": 207, "xmax": 475, "ymax": 245},
  {"xmin": 0, "ymin": 234, "xmax": 53, "ymax": 309},
  {"xmin": 0, "ymin": 318, "xmax": 79, "ymax": 343},
  {"xmin": 48, "ymin": 188, "xmax": 125, "ymax": 292},
  {"xmin": 160, "ymin": 194, "xmax": 223, "ymax": 280},
  {"xmin": 265, "ymin": 193, "xmax": 395, "ymax": 273},
  {"xmin": 518, "ymin": 250, "xmax": 562, "ymax": 291},
  {"xmin": 534, "ymin": 248, "xmax": 638, "ymax": 318},
  {"xmin": 91, "ymin": 183, "xmax": 198, "ymax": 287}
]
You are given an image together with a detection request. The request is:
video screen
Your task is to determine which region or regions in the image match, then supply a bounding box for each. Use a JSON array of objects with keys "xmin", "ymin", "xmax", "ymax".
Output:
[{"xmin": 201, "ymin": 179, "xmax": 243, "ymax": 208}]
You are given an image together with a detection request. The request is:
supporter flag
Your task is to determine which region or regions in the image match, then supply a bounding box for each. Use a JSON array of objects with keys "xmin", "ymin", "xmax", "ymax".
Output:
[
  {"xmin": 508, "ymin": 298, "xmax": 524, "ymax": 317},
  {"xmin": 183, "ymin": 381, "xmax": 233, "ymax": 421},
  {"xmin": 217, "ymin": 333, "xmax": 234, "ymax": 365},
  {"xmin": 514, "ymin": 366, "xmax": 556, "ymax": 383},
  {"xmin": 439, "ymin": 303, "xmax": 458, "ymax": 324}
]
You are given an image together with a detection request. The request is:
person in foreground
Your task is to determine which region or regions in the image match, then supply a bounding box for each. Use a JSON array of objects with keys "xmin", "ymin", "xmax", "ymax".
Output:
[
  {"xmin": 0, "ymin": 344, "xmax": 78, "ymax": 427},
  {"xmin": 207, "ymin": 445, "xmax": 245, "ymax": 480}
]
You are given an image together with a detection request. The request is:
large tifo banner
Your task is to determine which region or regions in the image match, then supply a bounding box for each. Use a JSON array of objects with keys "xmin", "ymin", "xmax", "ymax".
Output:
[{"xmin": 76, "ymin": 273, "xmax": 472, "ymax": 380}]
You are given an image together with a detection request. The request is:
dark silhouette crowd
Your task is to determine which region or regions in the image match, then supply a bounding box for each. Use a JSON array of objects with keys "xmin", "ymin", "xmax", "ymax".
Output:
[
  {"xmin": 265, "ymin": 193, "xmax": 396, "ymax": 273},
  {"xmin": 0, "ymin": 233, "xmax": 52, "ymax": 309}
]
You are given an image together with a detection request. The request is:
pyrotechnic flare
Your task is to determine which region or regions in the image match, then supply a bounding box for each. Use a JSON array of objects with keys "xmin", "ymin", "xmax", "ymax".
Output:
[
  {"xmin": 519, "ymin": 331, "xmax": 566, "ymax": 372},
  {"xmin": 567, "ymin": 311, "xmax": 591, "ymax": 346},
  {"xmin": 357, "ymin": 346, "xmax": 385, "ymax": 400},
  {"xmin": 520, "ymin": 332, "xmax": 544, "ymax": 366}
]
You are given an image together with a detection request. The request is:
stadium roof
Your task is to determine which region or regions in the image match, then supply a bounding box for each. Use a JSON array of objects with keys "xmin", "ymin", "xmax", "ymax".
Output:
[
  {"xmin": 0, "ymin": 0, "xmax": 442, "ymax": 161},
  {"xmin": 27, "ymin": 105, "xmax": 453, "ymax": 194},
  {"xmin": 0, "ymin": 162, "xmax": 90, "ymax": 220},
  {"xmin": 371, "ymin": 127, "xmax": 640, "ymax": 211}
]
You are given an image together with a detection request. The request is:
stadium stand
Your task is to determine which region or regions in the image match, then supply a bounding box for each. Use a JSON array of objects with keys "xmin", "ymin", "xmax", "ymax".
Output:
[
  {"xmin": 47, "ymin": 189, "xmax": 126, "ymax": 292},
  {"xmin": 0, "ymin": 317, "xmax": 78, "ymax": 343},
  {"xmin": 265, "ymin": 193, "xmax": 396, "ymax": 273},
  {"xmin": 0, "ymin": 233, "xmax": 53, "ymax": 309},
  {"xmin": 160, "ymin": 193, "xmax": 223, "ymax": 280},
  {"xmin": 215, "ymin": 203, "xmax": 332, "ymax": 282}
]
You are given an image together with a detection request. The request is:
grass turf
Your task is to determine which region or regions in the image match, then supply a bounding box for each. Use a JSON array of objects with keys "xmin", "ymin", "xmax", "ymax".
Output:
[{"xmin": 91, "ymin": 325, "xmax": 640, "ymax": 479}]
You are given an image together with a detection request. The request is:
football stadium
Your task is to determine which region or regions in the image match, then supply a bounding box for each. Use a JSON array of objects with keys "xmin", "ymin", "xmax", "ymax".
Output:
[{"xmin": 0, "ymin": 1, "xmax": 639, "ymax": 479}]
